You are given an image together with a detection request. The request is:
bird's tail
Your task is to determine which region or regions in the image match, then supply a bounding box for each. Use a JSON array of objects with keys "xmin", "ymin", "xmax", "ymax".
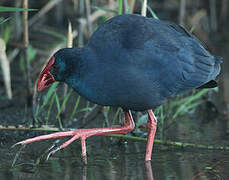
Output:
[
  {"xmin": 214, "ymin": 56, "xmax": 223, "ymax": 64},
  {"xmin": 198, "ymin": 55, "xmax": 223, "ymax": 89},
  {"xmin": 211, "ymin": 56, "xmax": 223, "ymax": 79}
]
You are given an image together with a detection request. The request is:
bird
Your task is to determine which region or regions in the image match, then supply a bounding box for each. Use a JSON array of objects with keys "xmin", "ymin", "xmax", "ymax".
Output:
[{"xmin": 15, "ymin": 14, "xmax": 222, "ymax": 163}]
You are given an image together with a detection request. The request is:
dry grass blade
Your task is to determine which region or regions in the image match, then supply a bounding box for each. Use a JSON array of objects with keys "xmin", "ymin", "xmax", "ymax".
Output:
[
  {"xmin": 127, "ymin": 0, "xmax": 135, "ymax": 14},
  {"xmin": 0, "ymin": 38, "xmax": 12, "ymax": 99},
  {"xmin": 29, "ymin": 0, "xmax": 63, "ymax": 27},
  {"xmin": 62, "ymin": 21, "xmax": 73, "ymax": 114},
  {"xmin": 141, "ymin": 0, "xmax": 147, "ymax": 17},
  {"xmin": 89, "ymin": 7, "xmax": 110, "ymax": 22},
  {"xmin": 189, "ymin": 9, "xmax": 207, "ymax": 31},
  {"xmin": 72, "ymin": 0, "xmax": 78, "ymax": 11},
  {"xmin": 23, "ymin": 0, "xmax": 32, "ymax": 105},
  {"xmin": 67, "ymin": 21, "xmax": 73, "ymax": 48},
  {"xmin": 23, "ymin": 0, "xmax": 29, "ymax": 47},
  {"xmin": 179, "ymin": 0, "xmax": 186, "ymax": 26},
  {"xmin": 85, "ymin": 0, "xmax": 93, "ymax": 35},
  {"xmin": 209, "ymin": 0, "xmax": 217, "ymax": 31}
]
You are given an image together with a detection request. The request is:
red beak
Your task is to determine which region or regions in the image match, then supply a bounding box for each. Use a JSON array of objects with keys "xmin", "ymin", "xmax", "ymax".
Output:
[{"xmin": 37, "ymin": 56, "xmax": 56, "ymax": 91}]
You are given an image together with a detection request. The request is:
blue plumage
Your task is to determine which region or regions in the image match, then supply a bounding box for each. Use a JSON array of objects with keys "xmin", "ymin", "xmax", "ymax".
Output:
[{"xmin": 52, "ymin": 14, "xmax": 222, "ymax": 111}]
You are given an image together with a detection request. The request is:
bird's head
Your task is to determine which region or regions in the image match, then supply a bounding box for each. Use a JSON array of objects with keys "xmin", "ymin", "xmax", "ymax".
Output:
[{"xmin": 37, "ymin": 48, "xmax": 79, "ymax": 91}]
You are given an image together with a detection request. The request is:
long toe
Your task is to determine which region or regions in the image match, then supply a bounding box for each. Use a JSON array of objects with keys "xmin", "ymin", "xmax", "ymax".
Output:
[{"xmin": 18, "ymin": 130, "xmax": 76, "ymax": 145}]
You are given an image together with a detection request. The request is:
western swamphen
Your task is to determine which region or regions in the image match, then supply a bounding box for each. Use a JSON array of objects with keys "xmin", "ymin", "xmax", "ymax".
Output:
[{"xmin": 16, "ymin": 14, "xmax": 222, "ymax": 162}]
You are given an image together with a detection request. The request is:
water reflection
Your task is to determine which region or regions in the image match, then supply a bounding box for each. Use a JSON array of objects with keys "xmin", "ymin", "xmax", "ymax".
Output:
[
  {"xmin": 9, "ymin": 140, "xmax": 156, "ymax": 179},
  {"xmin": 77, "ymin": 161, "xmax": 154, "ymax": 180},
  {"xmin": 4, "ymin": 140, "xmax": 229, "ymax": 179},
  {"xmin": 145, "ymin": 161, "xmax": 154, "ymax": 180},
  {"xmin": 82, "ymin": 166, "xmax": 87, "ymax": 180}
]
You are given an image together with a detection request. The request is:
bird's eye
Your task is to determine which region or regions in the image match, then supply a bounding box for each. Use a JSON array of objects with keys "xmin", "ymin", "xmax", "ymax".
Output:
[{"xmin": 53, "ymin": 64, "xmax": 59, "ymax": 70}]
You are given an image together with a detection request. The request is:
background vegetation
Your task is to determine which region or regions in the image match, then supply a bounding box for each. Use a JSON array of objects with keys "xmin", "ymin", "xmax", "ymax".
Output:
[
  {"xmin": 0, "ymin": 1, "xmax": 229, "ymax": 179},
  {"xmin": 0, "ymin": 0, "xmax": 228, "ymax": 153}
]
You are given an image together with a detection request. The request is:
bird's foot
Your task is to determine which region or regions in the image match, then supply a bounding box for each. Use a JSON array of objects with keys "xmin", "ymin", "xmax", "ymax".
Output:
[
  {"xmin": 13, "ymin": 129, "xmax": 100, "ymax": 164},
  {"xmin": 13, "ymin": 111, "xmax": 135, "ymax": 164}
]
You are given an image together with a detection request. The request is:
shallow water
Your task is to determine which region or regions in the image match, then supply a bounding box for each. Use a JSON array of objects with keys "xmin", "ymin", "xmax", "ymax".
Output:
[
  {"xmin": 0, "ymin": 135, "xmax": 228, "ymax": 180},
  {"xmin": 0, "ymin": 98, "xmax": 229, "ymax": 180}
]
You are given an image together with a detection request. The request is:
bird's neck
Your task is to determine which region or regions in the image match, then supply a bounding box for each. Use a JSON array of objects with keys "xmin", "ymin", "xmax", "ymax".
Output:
[{"xmin": 65, "ymin": 47, "xmax": 97, "ymax": 98}]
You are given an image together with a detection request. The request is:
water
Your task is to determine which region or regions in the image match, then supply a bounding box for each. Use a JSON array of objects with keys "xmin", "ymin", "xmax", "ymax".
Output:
[
  {"xmin": 0, "ymin": 98, "xmax": 229, "ymax": 180},
  {"xmin": 0, "ymin": 135, "xmax": 228, "ymax": 180}
]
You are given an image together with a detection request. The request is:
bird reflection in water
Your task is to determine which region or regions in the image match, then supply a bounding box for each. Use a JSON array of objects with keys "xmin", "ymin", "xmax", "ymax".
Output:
[
  {"xmin": 145, "ymin": 161, "xmax": 154, "ymax": 180},
  {"xmin": 79, "ymin": 162, "xmax": 153, "ymax": 180}
]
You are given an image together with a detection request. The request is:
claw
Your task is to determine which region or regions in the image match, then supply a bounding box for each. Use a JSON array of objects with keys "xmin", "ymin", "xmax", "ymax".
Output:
[
  {"xmin": 46, "ymin": 147, "xmax": 61, "ymax": 161},
  {"xmin": 47, "ymin": 140, "xmax": 61, "ymax": 152},
  {"xmin": 11, "ymin": 141, "xmax": 24, "ymax": 149},
  {"xmin": 12, "ymin": 111, "xmax": 135, "ymax": 163},
  {"xmin": 11, "ymin": 145, "xmax": 26, "ymax": 167},
  {"xmin": 47, "ymin": 144, "xmax": 56, "ymax": 152}
]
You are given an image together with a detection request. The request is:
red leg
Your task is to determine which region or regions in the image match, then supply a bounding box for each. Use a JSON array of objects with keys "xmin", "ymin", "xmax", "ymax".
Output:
[
  {"xmin": 14, "ymin": 111, "xmax": 135, "ymax": 162},
  {"xmin": 145, "ymin": 109, "xmax": 157, "ymax": 161},
  {"xmin": 81, "ymin": 137, "xmax": 87, "ymax": 163}
]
